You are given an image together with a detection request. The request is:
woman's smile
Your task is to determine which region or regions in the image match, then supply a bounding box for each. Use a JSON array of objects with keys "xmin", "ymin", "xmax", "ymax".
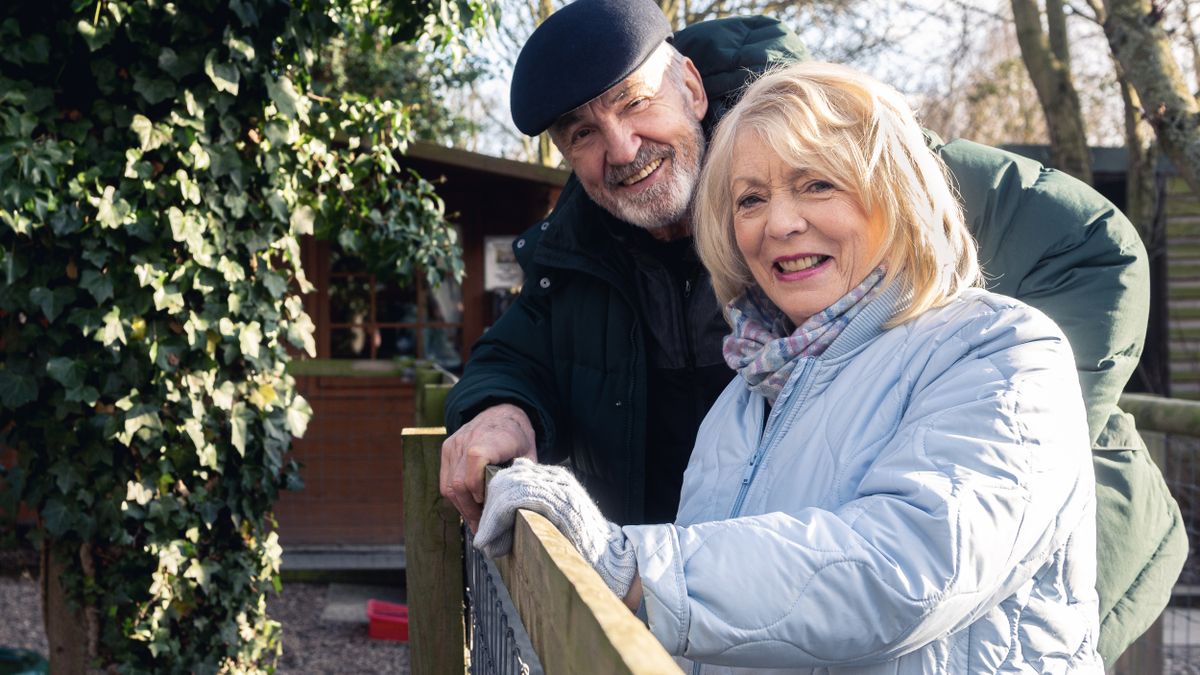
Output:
[{"xmin": 774, "ymin": 253, "xmax": 831, "ymax": 277}]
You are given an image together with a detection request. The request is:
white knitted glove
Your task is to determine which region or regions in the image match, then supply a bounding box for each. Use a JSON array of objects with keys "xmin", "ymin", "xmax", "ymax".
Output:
[{"xmin": 474, "ymin": 458, "xmax": 638, "ymax": 599}]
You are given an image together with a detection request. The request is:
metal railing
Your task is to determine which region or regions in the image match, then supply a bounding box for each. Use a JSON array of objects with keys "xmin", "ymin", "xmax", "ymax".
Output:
[{"xmin": 465, "ymin": 526, "xmax": 543, "ymax": 675}]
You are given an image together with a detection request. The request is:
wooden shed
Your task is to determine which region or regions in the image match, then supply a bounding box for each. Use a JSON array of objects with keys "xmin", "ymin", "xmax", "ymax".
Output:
[{"xmin": 273, "ymin": 142, "xmax": 568, "ymax": 548}]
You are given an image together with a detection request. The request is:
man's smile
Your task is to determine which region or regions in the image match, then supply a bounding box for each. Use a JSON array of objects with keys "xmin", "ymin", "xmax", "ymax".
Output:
[{"xmin": 620, "ymin": 157, "xmax": 664, "ymax": 186}]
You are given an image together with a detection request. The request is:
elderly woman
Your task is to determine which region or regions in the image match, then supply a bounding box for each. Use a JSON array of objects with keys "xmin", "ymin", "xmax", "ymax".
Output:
[{"xmin": 476, "ymin": 62, "xmax": 1102, "ymax": 674}]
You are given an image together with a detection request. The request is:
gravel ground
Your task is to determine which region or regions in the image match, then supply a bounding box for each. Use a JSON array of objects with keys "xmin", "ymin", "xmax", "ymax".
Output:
[
  {"xmin": 272, "ymin": 582, "xmax": 410, "ymax": 675},
  {"xmin": 0, "ymin": 551, "xmax": 410, "ymax": 674}
]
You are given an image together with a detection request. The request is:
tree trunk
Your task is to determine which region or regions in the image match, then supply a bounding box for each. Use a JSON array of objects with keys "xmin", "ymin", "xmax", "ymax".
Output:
[
  {"xmin": 1103, "ymin": 0, "xmax": 1200, "ymax": 196},
  {"xmin": 535, "ymin": 0, "xmax": 557, "ymax": 167},
  {"xmin": 42, "ymin": 544, "xmax": 100, "ymax": 674},
  {"xmin": 1011, "ymin": 0, "xmax": 1094, "ymax": 183},
  {"xmin": 657, "ymin": 0, "xmax": 681, "ymax": 29},
  {"xmin": 1182, "ymin": 0, "xmax": 1200, "ymax": 93},
  {"xmin": 1119, "ymin": 62, "xmax": 1171, "ymax": 395},
  {"xmin": 1120, "ymin": 70, "xmax": 1162, "ymax": 249}
]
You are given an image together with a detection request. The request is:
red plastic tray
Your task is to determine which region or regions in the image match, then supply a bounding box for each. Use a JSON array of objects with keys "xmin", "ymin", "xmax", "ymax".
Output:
[{"xmin": 367, "ymin": 599, "xmax": 409, "ymax": 642}]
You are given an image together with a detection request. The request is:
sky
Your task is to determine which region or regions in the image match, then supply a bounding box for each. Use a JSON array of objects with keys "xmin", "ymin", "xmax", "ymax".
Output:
[{"xmin": 441, "ymin": 0, "xmax": 1197, "ymax": 162}]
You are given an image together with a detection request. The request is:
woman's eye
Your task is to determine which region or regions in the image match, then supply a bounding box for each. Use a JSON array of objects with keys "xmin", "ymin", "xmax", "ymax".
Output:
[
  {"xmin": 807, "ymin": 180, "xmax": 835, "ymax": 193},
  {"xmin": 736, "ymin": 194, "xmax": 764, "ymax": 210},
  {"xmin": 627, "ymin": 97, "xmax": 647, "ymax": 111}
]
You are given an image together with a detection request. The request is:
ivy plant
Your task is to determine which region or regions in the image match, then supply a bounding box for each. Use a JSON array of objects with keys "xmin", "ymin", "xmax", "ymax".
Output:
[{"xmin": 0, "ymin": 0, "xmax": 485, "ymax": 671}]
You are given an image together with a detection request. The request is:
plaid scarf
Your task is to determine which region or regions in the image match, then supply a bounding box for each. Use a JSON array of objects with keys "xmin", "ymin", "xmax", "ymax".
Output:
[{"xmin": 723, "ymin": 267, "xmax": 886, "ymax": 403}]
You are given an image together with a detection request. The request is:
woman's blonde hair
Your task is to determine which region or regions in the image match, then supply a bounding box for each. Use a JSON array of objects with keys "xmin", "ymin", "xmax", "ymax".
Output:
[{"xmin": 693, "ymin": 62, "xmax": 980, "ymax": 326}]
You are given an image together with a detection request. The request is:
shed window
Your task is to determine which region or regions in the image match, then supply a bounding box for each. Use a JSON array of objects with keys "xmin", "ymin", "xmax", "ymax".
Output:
[{"xmin": 323, "ymin": 243, "xmax": 463, "ymax": 369}]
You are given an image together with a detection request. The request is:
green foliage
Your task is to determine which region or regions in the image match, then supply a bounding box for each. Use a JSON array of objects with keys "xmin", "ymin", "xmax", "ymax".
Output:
[
  {"xmin": 0, "ymin": 0, "xmax": 486, "ymax": 671},
  {"xmin": 315, "ymin": 27, "xmax": 489, "ymax": 146}
]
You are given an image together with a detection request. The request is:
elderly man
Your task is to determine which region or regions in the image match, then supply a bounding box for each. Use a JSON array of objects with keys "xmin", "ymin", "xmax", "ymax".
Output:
[{"xmin": 440, "ymin": 0, "xmax": 1184, "ymax": 663}]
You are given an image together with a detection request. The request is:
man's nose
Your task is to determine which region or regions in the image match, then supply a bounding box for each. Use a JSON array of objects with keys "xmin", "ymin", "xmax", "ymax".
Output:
[{"xmin": 604, "ymin": 124, "xmax": 641, "ymax": 167}]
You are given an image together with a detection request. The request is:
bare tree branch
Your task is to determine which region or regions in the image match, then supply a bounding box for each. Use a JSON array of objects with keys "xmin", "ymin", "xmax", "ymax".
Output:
[
  {"xmin": 1012, "ymin": 0, "xmax": 1094, "ymax": 181},
  {"xmin": 1103, "ymin": 0, "xmax": 1200, "ymax": 195}
]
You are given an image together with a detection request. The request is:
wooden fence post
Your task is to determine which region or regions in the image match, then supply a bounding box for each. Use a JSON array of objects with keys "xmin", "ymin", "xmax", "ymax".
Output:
[
  {"xmin": 417, "ymin": 383, "xmax": 453, "ymax": 428},
  {"xmin": 401, "ymin": 427, "xmax": 466, "ymax": 675}
]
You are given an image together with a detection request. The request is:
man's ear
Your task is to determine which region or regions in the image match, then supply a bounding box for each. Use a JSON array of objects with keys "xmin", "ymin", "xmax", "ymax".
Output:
[{"xmin": 680, "ymin": 57, "xmax": 708, "ymax": 121}]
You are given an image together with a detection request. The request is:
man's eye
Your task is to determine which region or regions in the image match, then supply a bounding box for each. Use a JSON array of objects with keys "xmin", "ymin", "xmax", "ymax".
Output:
[
  {"xmin": 627, "ymin": 97, "xmax": 647, "ymax": 110},
  {"xmin": 572, "ymin": 128, "xmax": 592, "ymax": 144}
]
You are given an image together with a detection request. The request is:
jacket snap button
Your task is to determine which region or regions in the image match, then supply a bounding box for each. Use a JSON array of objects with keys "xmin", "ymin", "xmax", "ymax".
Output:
[
  {"xmin": 540, "ymin": 221, "xmax": 549, "ymax": 231},
  {"xmin": 539, "ymin": 277, "xmax": 551, "ymax": 289},
  {"xmin": 516, "ymin": 238, "xmax": 526, "ymax": 248}
]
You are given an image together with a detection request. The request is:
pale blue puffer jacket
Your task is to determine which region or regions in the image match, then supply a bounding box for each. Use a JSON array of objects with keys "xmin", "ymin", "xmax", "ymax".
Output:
[{"xmin": 624, "ymin": 285, "xmax": 1104, "ymax": 674}]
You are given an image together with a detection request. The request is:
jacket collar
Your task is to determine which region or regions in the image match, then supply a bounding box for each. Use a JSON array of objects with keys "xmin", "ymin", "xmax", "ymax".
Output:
[{"xmin": 821, "ymin": 280, "xmax": 912, "ymax": 360}]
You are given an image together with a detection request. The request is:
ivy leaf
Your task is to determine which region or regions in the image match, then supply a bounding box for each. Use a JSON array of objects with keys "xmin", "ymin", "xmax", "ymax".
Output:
[
  {"xmin": 230, "ymin": 402, "xmax": 249, "ymax": 456},
  {"xmin": 0, "ymin": 370, "xmax": 37, "ymax": 407},
  {"xmin": 53, "ymin": 462, "xmax": 80, "ymax": 494},
  {"xmin": 42, "ymin": 499, "xmax": 70, "ymax": 537},
  {"xmin": 225, "ymin": 35, "xmax": 255, "ymax": 62},
  {"xmin": 130, "ymin": 115, "xmax": 169, "ymax": 152},
  {"xmin": 157, "ymin": 47, "xmax": 196, "ymax": 80},
  {"xmin": 175, "ymin": 169, "xmax": 201, "ymax": 205},
  {"xmin": 204, "ymin": 50, "xmax": 239, "ymax": 96},
  {"xmin": 80, "ymin": 269, "xmax": 114, "ymax": 304},
  {"xmin": 285, "ymin": 312, "xmax": 315, "ymax": 358},
  {"xmin": 153, "ymin": 285, "xmax": 185, "ymax": 314},
  {"xmin": 76, "ymin": 19, "xmax": 114, "ymax": 52},
  {"xmin": 100, "ymin": 307, "xmax": 126, "ymax": 346},
  {"xmin": 261, "ymin": 271, "xmax": 287, "ymax": 299},
  {"xmin": 212, "ymin": 380, "xmax": 236, "ymax": 411},
  {"xmin": 30, "ymin": 286, "xmax": 75, "ymax": 322},
  {"xmin": 123, "ymin": 406, "xmax": 163, "ymax": 438},
  {"xmin": 266, "ymin": 75, "xmax": 308, "ymax": 122},
  {"xmin": 133, "ymin": 72, "xmax": 176, "ymax": 105},
  {"xmin": 184, "ymin": 559, "xmax": 220, "ymax": 592},
  {"xmin": 49, "ymin": 205, "xmax": 82, "ymax": 236},
  {"xmin": 47, "ymin": 356, "xmax": 86, "ymax": 390},
  {"xmin": 289, "ymin": 204, "xmax": 314, "ymax": 236},
  {"xmin": 96, "ymin": 186, "xmax": 132, "ymax": 229},
  {"xmin": 66, "ymin": 386, "xmax": 100, "ymax": 405},
  {"xmin": 229, "ymin": 0, "xmax": 259, "ymax": 26},
  {"xmin": 286, "ymin": 395, "xmax": 312, "ymax": 438},
  {"xmin": 183, "ymin": 418, "xmax": 205, "ymax": 451},
  {"xmin": 239, "ymin": 321, "xmax": 262, "ymax": 360}
]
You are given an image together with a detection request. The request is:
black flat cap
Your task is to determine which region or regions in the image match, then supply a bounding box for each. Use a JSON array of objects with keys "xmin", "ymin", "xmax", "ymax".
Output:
[{"xmin": 510, "ymin": 0, "xmax": 672, "ymax": 136}]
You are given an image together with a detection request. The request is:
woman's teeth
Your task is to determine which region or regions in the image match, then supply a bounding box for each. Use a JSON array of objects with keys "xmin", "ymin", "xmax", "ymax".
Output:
[
  {"xmin": 621, "ymin": 158, "xmax": 663, "ymax": 186},
  {"xmin": 777, "ymin": 255, "xmax": 827, "ymax": 273}
]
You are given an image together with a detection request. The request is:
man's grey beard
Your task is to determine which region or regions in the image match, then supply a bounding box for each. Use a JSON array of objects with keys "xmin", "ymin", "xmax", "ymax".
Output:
[{"xmin": 590, "ymin": 118, "xmax": 705, "ymax": 232}]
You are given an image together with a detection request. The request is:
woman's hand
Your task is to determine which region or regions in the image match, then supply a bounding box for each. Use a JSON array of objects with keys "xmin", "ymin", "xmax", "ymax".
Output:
[{"xmin": 474, "ymin": 458, "xmax": 639, "ymax": 600}]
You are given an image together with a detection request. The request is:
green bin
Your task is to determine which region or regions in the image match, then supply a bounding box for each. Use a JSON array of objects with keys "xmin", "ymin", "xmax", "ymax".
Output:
[{"xmin": 0, "ymin": 647, "xmax": 48, "ymax": 675}]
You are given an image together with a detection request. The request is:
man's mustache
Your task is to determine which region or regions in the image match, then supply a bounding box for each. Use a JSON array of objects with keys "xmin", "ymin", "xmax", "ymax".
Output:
[{"xmin": 605, "ymin": 143, "xmax": 675, "ymax": 187}]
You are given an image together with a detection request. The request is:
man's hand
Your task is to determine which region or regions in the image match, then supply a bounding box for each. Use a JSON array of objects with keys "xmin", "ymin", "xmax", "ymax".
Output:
[{"xmin": 440, "ymin": 403, "xmax": 537, "ymax": 532}]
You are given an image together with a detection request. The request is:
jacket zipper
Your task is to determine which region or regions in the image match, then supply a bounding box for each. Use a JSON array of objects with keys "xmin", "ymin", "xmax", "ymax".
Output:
[
  {"xmin": 728, "ymin": 358, "xmax": 815, "ymax": 518},
  {"xmin": 534, "ymin": 241, "xmax": 646, "ymax": 521}
]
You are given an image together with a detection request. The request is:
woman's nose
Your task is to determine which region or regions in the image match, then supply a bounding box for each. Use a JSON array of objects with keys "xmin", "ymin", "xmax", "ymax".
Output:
[{"xmin": 765, "ymin": 199, "xmax": 808, "ymax": 239}]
